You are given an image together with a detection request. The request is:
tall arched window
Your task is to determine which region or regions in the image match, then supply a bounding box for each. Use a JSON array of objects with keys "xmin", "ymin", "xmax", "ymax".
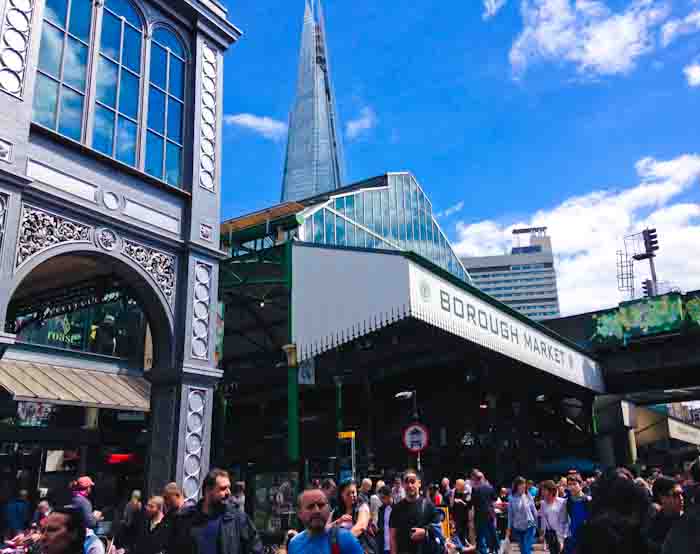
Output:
[
  {"xmin": 92, "ymin": 0, "xmax": 143, "ymax": 167},
  {"xmin": 32, "ymin": 0, "xmax": 93, "ymax": 141},
  {"xmin": 145, "ymin": 27, "xmax": 185, "ymax": 188}
]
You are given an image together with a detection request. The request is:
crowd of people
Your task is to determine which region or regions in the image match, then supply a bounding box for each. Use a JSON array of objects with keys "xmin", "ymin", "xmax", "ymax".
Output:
[
  {"xmin": 289, "ymin": 462, "xmax": 700, "ymax": 554},
  {"xmin": 1, "ymin": 470, "xmax": 261, "ymax": 554},
  {"xmin": 3, "ymin": 461, "xmax": 700, "ymax": 554}
]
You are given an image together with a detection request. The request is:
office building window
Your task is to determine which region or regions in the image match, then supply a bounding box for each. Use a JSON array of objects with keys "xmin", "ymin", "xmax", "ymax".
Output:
[
  {"xmin": 33, "ymin": 0, "xmax": 93, "ymax": 140},
  {"xmin": 145, "ymin": 27, "xmax": 186, "ymax": 187}
]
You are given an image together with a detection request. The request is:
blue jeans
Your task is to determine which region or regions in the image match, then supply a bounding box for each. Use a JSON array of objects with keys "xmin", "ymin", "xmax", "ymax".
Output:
[
  {"xmin": 476, "ymin": 519, "xmax": 499, "ymax": 554},
  {"xmin": 511, "ymin": 527, "xmax": 536, "ymax": 554}
]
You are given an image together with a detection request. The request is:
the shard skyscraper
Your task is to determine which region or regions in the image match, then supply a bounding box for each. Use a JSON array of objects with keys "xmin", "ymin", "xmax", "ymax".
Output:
[{"xmin": 281, "ymin": 0, "xmax": 345, "ymax": 202}]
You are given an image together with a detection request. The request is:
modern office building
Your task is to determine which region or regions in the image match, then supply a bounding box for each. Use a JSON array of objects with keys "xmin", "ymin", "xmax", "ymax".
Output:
[
  {"xmin": 461, "ymin": 227, "xmax": 561, "ymax": 321},
  {"xmin": 0, "ymin": 0, "xmax": 239, "ymax": 504},
  {"xmin": 281, "ymin": 0, "xmax": 345, "ymax": 202}
]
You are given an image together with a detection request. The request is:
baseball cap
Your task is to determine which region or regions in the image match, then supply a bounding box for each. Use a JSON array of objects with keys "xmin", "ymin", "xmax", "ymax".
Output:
[{"xmin": 77, "ymin": 476, "xmax": 95, "ymax": 489}]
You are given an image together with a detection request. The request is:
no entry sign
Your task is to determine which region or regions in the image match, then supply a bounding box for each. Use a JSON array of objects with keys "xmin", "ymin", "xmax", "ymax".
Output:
[{"xmin": 402, "ymin": 423, "xmax": 429, "ymax": 453}]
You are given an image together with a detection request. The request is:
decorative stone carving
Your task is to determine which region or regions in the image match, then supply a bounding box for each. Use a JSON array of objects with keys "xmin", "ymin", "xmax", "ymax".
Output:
[
  {"xmin": 16, "ymin": 206, "xmax": 92, "ymax": 267},
  {"xmin": 0, "ymin": 0, "xmax": 35, "ymax": 98},
  {"xmin": 183, "ymin": 387, "xmax": 206, "ymax": 502},
  {"xmin": 199, "ymin": 223, "xmax": 212, "ymax": 242},
  {"xmin": 199, "ymin": 43, "xmax": 218, "ymax": 193},
  {"xmin": 96, "ymin": 228, "xmax": 119, "ymax": 251},
  {"xmin": 0, "ymin": 195, "xmax": 7, "ymax": 257},
  {"xmin": 0, "ymin": 139, "xmax": 12, "ymax": 163},
  {"xmin": 191, "ymin": 262, "xmax": 212, "ymax": 359},
  {"xmin": 103, "ymin": 191, "xmax": 121, "ymax": 211},
  {"xmin": 122, "ymin": 239, "xmax": 176, "ymax": 305}
]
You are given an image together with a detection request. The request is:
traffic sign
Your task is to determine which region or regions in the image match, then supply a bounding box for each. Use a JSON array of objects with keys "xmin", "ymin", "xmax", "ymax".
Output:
[
  {"xmin": 402, "ymin": 423, "xmax": 429, "ymax": 453},
  {"xmin": 338, "ymin": 431, "xmax": 356, "ymax": 439}
]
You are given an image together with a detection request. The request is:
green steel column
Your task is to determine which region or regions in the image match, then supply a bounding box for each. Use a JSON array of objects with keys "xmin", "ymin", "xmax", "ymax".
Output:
[
  {"xmin": 288, "ymin": 365, "xmax": 300, "ymax": 463},
  {"xmin": 284, "ymin": 242, "xmax": 300, "ymax": 465}
]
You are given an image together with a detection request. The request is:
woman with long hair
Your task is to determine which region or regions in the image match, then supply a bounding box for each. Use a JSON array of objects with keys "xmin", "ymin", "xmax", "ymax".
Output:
[
  {"xmin": 507, "ymin": 477, "xmax": 538, "ymax": 554},
  {"xmin": 331, "ymin": 481, "xmax": 374, "ymax": 553}
]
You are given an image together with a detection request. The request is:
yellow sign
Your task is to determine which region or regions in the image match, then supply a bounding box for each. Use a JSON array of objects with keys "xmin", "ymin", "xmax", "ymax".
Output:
[{"xmin": 338, "ymin": 431, "xmax": 356, "ymax": 439}]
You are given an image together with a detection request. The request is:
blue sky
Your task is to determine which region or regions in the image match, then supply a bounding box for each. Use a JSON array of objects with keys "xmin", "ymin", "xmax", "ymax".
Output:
[{"xmin": 219, "ymin": 0, "xmax": 700, "ymax": 314}]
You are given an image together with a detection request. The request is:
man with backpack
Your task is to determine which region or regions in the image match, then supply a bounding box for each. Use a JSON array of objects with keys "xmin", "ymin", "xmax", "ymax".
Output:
[
  {"xmin": 289, "ymin": 489, "xmax": 363, "ymax": 554},
  {"xmin": 389, "ymin": 469, "xmax": 442, "ymax": 554}
]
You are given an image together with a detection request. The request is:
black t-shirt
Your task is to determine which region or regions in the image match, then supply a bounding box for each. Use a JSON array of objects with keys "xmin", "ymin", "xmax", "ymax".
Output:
[
  {"xmin": 471, "ymin": 484, "xmax": 496, "ymax": 523},
  {"xmin": 389, "ymin": 498, "xmax": 436, "ymax": 554},
  {"xmin": 452, "ymin": 491, "xmax": 469, "ymax": 524}
]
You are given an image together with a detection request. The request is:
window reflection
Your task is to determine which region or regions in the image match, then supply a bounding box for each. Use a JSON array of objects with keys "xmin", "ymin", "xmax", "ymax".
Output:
[
  {"xmin": 58, "ymin": 87, "xmax": 83, "ymax": 141},
  {"xmin": 93, "ymin": 0, "xmax": 142, "ymax": 165},
  {"xmin": 14, "ymin": 294, "xmax": 148, "ymax": 365},
  {"xmin": 93, "ymin": 105, "xmax": 115, "ymax": 155},
  {"xmin": 302, "ymin": 176, "xmax": 470, "ymax": 282},
  {"xmin": 32, "ymin": 0, "xmax": 91, "ymax": 140},
  {"xmin": 31, "ymin": 0, "xmax": 189, "ymax": 183},
  {"xmin": 145, "ymin": 27, "xmax": 186, "ymax": 187},
  {"xmin": 32, "ymin": 75, "xmax": 58, "ymax": 128}
]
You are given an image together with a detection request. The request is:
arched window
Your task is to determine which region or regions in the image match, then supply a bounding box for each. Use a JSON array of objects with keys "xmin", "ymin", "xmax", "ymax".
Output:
[
  {"xmin": 32, "ymin": 0, "xmax": 93, "ymax": 141},
  {"xmin": 92, "ymin": 0, "xmax": 144, "ymax": 167},
  {"xmin": 145, "ymin": 27, "xmax": 185, "ymax": 187}
]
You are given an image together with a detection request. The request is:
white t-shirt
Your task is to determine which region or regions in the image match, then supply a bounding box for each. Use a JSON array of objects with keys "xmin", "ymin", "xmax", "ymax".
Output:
[
  {"xmin": 539, "ymin": 497, "xmax": 569, "ymax": 540},
  {"xmin": 370, "ymin": 495, "xmax": 382, "ymax": 525},
  {"xmin": 383, "ymin": 505, "xmax": 392, "ymax": 552}
]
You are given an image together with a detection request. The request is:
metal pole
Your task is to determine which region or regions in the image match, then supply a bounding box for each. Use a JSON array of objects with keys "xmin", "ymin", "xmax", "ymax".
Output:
[
  {"xmin": 335, "ymin": 378, "xmax": 343, "ymax": 434},
  {"xmin": 351, "ymin": 434, "xmax": 356, "ymax": 481},
  {"xmin": 287, "ymin": 365, "xmax": 300, "ymax": 463},
  {"xmin": 412, "ymin": 390, "xmax": 418, "ymax": 421},
  {"xmin": 417, "ymin": 451, "xmax": 421, "ymax": 472},
  {"xmin": 283, "ymin": 345, "xmax": 300, "ymax": 465},
  {"xmin": 649, "ymin": 256, "xmax": 658, "ymax": 296}
]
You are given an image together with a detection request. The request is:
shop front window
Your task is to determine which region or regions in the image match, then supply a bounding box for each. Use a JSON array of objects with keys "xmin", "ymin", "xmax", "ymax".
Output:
[{"xmin": 13, "ymin": 294, "xmax": 147, "ymax": 363}]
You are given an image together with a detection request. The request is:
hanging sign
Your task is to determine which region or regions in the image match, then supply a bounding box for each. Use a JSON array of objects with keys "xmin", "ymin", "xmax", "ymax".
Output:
[
  {"xmin": 402, "ymin": 423, "xmax": 429, "ymax": 453},
  {"xmin": 298, "ymin": 357, "xmax": 316, "ymax": 385}
]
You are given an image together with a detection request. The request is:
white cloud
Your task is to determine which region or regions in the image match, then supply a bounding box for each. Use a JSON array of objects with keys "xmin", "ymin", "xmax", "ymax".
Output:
[
  {"xmin": 224, "ymin": 113, "xmax": 288, "ymax": 142},
  {"xmin": 684, "ymin": 62, "xmax": 700, "ymax": 86},
  {"xmin": 452, "ymin": 154, "xmax": 700, "ymax": 315},
  {"xmin": 483, "ymin": 0, "xmax": 508, "ymax": 19},
  {"xmin": 509, "ymin": 0, "xmax": 670, "ymax": 78},
  {"xmin": 346, "ymin": 107, "xmax": 378, "ymax": 140},
  {"xmin": 661, "ymin": 10, "xmax": 700, "ymax": 46},
  {"xmin": 435, "ymin": 201, "xmax": 465, "ymax": 218}
]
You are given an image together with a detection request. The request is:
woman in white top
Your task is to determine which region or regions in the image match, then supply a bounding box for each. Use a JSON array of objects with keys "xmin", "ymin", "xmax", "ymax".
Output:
[
  {"xmin": 369, "ymin": 480, "xmax": 385, "ymax": 526},
  {"xmin": 539, "ymin": 480, "xmax": 569, "ymax": 554}
]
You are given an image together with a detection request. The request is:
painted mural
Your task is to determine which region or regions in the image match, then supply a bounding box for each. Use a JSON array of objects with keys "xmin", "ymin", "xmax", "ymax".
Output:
[{"xmin": 590, "ymin": 293, "xmax": 687, "ymax": 346}]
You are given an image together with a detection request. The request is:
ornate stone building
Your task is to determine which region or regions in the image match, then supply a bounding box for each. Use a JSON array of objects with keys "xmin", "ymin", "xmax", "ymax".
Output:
[{"xmin": 0, "ymin": 0, "xmax": 238, "ymax": 502}]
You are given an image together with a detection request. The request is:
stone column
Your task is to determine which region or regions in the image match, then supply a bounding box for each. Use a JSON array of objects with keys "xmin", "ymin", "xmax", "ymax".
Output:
[{"xmin": 146, "ymin": 373, "xmax": 218, "ymax": 501}]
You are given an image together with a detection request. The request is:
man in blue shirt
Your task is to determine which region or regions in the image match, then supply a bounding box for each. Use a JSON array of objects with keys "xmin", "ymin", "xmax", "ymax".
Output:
[{"xmin": 289, "ymin": 489, "xmax": 363, "ymax": 554}]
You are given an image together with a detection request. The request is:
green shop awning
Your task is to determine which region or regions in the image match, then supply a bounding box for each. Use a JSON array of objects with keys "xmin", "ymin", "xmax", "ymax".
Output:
[{"xmin": 0, "ymin": 359, "xmax": 150, "ymax": 412}]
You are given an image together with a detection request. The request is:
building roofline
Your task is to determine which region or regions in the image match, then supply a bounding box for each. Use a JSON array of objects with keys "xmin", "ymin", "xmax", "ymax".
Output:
[{"xmin": 286, "ymin": 242, "xmax": 599, "ymax": 362}]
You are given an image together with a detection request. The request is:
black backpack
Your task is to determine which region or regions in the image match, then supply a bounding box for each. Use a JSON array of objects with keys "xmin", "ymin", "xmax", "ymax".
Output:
[{"xmin": 416, "ymin": 499, "xmax": 447, "ymax": 554}]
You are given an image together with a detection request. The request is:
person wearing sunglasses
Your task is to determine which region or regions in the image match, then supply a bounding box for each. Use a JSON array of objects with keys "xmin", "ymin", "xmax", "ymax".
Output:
[{"xmin": 648, "ymin": 476, "xmax": 684, "ymax": 551}]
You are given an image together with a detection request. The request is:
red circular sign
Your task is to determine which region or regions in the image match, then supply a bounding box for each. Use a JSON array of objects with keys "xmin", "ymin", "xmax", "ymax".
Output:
[{"xmin": 402, "ymin": 423, "xmax": 429, "ymax": 453}]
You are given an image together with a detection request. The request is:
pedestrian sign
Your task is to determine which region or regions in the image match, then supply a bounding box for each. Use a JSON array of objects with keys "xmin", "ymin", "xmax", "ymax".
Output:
[{"xmin": 402, "ymin": 423, "xmax": 429, "ymax": 453}]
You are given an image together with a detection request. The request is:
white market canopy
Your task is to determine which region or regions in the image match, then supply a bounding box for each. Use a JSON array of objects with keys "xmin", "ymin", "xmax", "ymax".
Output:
[{"xmin": 291, "ymin": 244, "xmax": 605, "ymax": 393}]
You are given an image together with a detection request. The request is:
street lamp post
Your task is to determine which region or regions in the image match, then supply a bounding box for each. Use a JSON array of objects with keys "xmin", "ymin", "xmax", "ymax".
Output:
[
  {"xmin": 283, "ymin": 344, "xmax": 300, "ymax": 465},
  {"xmin": 395, "ymin": 390, "xmax": 421, "ymax": 471}
]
